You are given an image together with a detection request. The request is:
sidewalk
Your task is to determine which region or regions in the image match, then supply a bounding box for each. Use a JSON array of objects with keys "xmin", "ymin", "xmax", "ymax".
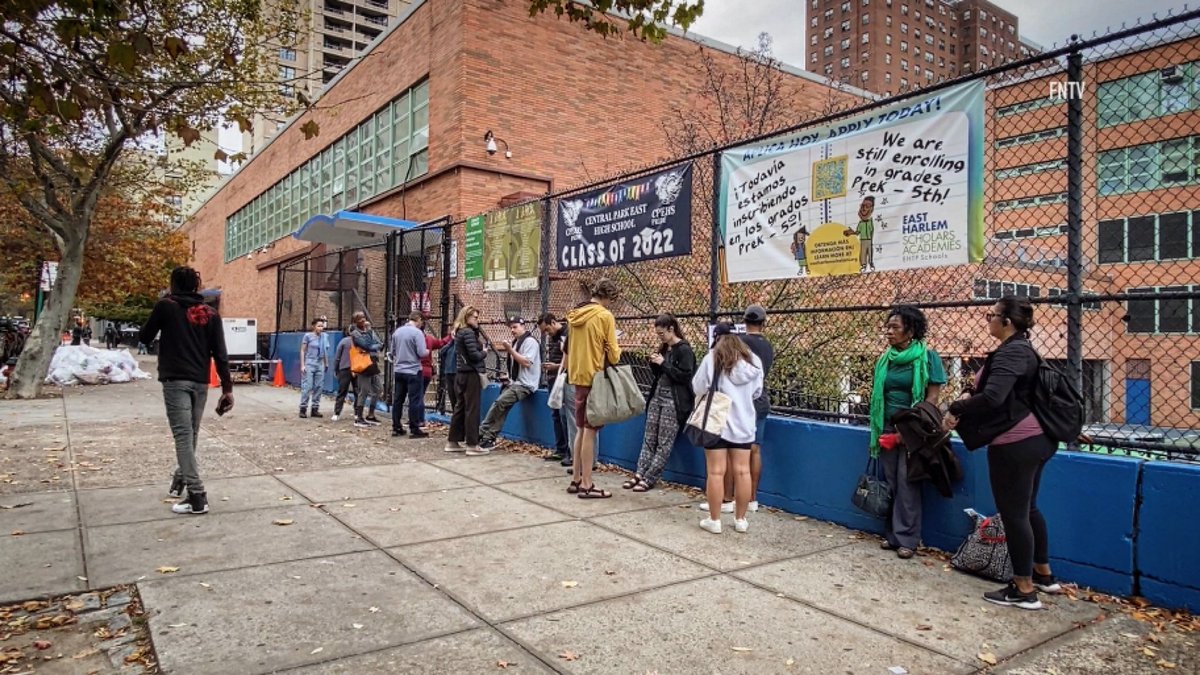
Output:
[{"xmin": 1, "ymin": 368, "xmax": 1195, "ymax": 674}]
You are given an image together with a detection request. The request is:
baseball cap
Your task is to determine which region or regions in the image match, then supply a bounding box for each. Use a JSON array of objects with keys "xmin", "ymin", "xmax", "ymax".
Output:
[
  {"xmin": 712, "ymin": 322, "xmax": 735, "ymax": 341},
  {"xmin": 508, "ymin": 316, "xmax": 525, "ymax": 326},
  {"xmin": 744, "ymin": 304, "xmax": 767, "ymax": 323}
]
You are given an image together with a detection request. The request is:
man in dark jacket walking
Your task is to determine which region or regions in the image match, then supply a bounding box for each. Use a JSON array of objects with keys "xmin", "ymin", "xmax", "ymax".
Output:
[{"xmin": 139, "ymin": 267, "xmax": 234, "ymax": 515}]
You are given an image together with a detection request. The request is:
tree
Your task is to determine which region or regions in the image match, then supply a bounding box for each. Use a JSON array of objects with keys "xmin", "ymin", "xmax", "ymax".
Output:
[
  {"xmin": 0, "ymin": 0, "xmax": 302, "ymax": 397},
  {"xmin": 527, "ymin": 0, "xmax": 705, "ymax": 42}
]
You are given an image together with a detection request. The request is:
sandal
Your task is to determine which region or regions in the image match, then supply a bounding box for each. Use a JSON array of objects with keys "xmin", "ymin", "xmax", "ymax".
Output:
[
  {"xmin": 622, "ymin": 476, "xmax": 641, "ymax": 490},
  {"xmin": 631, "ymin": 480, "xmax": 652, "ymax": 493},
  {"xmin": 577, "ymin": 485, "xmax": 613, "ymax": 499},
  {"xmin": 566, "ymin": 480, "xmax": 581, "ymax": 494}
]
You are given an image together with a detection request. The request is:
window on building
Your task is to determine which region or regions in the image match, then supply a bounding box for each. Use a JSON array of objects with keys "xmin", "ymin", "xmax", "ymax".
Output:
[
  {"xmin": 1098, "ymin": 135, "xmax": 1200, "ymax": 195},
  {"xmin": 223, "ymin": 79, "xmax": 430, "ymax": 262},
  {"xmin": 860, "ymin": 50, "xmax": 869, "ymax": 61},
  {"xmin": 842, "ymin": 20, "xmax": 851, "ymax": 31},
  {"xmin": 1097, "ymin": 211, "xmax": 1199, "ymax": 263},
  {"xmin": 963, "ymin": 9, "xmax": 970, "ymax": 18},
  {"xmin": 886, "ymin": 72, "xmax": 893, "ymax": 82},
  {"xmin": 925, "ymin": 34, "xmax": 934, "ymax": 45},
  {"xmin": 825, "ymin": 27, "xmax": 834, "ymax": 38},
  {"xmin": 825, "ymin": 64, "xmax": 834, "ymax": 75},
  {"xmin": 938, "ymin": 57, "xmax": 945, "ymax": 67},
  {"xmin": 980, "ymin": 46, "xmax": 989, "ymax": 57},
  {"xmin": 1126, "ymin": 286, "xmax": 1200, "ymax": 335},
  {"xmin": 925, "ymin": 68, "xmax": 933, "ymax": 80},
  {"xmin": 812, "ymin": 0, "xmax": 818, "ymax": 6},
  {"xmin": 841, "ymin": 38, "xmax": 850, "ymax": 49},
  {"xmin": 1193, "ymin": 362, "xmax": 1200, "ymax": 409},
  {"xmin": 280, "ymin": 65, "xmax": 295, "ymax": 80},
  {"xmin": 861, "ymin": 72, "xmax": 869, "ymax": 81},
  {"xmin": 841, "ymin": 57, "xmax": 851, "ymax": 68},
  {"xmin": 825, "ymin": 45, "xmax": 834, "ymax": 57},
  {"xmin": 862, "ymin": 13, "xmax": 870, "ymax": 24},
  {"xmin": 825, "ymin": 9, "xmax": 833, "ymax": 19},
  {"xmin": 885, "ymin": 53, "xmax": 892, "ymax": 64},
  {"xmin": 862, "ymin": 33, "xmax": 870, "ymax": 44},
  {"xmin": 841, "ymin": 1, "xmax": 850, "ymax": 11},
  {"xmin": 900, "ymin": 77, "xmax": 909, "ymax": 88},
  {"xmin": 811, "ymin": 35, "xmax": 818, "ymax": 45},
  {"xmin": 913, "ymin": 47, "xmax": 921, "ymax": 58},
  {"xmin": 902, "ymin": 4, "xmax": 908, "ymax": 15},
  {"xmin": 900, "ymin": 40, "xmax": 908, "ymax": 51},
  {"xmin": 900, "ymin": 58, "xmax": 909, "ymax": 71},
  {"xmin": 887, "ymin": 15, "xmax": 893, "ymax": 26},
  {"xmin": 981, "ymin": 27, "xmax": 988, "ymax": 38},
  {"xmin": 811, "ymin": 52, "xmax": 818, "ymax": 63},
  {"xmin": 980, "ymin": 10, "xmax": 988, "ymax": 19},
  {"xmin": 901, "ymin": 22, "xmax": 908, "ymax": 33},
  {"xmin": 279, "ymin": 48, "xmax": 296, "ymax": 61},
  {"xmin": 812, "ymin": 16, "xmax": 819, "ymax": 27},
  {"xmin": 925, "ymin": 52, "xmax": 934, "ymax": 63},
  {"xmin": 994, "ymin": 193, "xmax": 1068, "ymax": 211},
  {"xmin": 885, "ymin": 34, "xmax": 892, "ymax": 45}
]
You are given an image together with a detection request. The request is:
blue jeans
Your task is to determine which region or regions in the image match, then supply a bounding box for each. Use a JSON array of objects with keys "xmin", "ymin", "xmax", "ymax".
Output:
[
  {"xmin": 393, "ymin": 371, "xmax": 424, "ymax": 433},
  {"xmin": 300, "ymin": 363, "xmax": 325, "ymax": 410},
  {"xmin": 552, "ymin": 382, "xmax": 577, "ymax": 458}
]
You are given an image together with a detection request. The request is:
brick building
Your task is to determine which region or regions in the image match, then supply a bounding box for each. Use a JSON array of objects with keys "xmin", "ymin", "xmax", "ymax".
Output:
[
  {"xmin": 184, "ymin": 0, "xmax": 860, "ymax": 333},
  {"xmin": 809, "ymin": 0, "xmax": 1041, "ymax": 94}
]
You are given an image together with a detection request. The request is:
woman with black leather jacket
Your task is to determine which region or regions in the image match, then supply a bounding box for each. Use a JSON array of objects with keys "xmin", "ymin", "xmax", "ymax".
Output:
[
  {"xmin": 945, "ymin": 296, "xmax": 1061, "ymax": 611},
  {"xmin": 447, "ymin": 306, "xmax": 488, "ymax": 454}
]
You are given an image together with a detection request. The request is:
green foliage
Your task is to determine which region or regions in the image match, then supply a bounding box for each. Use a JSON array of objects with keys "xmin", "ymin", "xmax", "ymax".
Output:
[{"xmin": 527, "ymin": 0, "xmax": 705, "ymax": 42}]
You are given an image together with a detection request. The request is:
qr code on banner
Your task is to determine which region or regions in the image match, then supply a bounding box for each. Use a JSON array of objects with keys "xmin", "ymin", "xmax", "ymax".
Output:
[{"xmin": 812, "ymin": 156, "xmax": 849, "ymax": 201}]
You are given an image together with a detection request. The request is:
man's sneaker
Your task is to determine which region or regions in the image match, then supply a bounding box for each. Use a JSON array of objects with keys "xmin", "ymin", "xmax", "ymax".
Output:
[
  {"xmin": 299, "ymin": 409, "xmax": 308, "ymax": 419},
  {"xmin": 353, "ymin": 418, "xmax": 371, "ymax": 428},
  {"xmin": 309, "ymin": 410, "xmax": 323, "ymax": 418},
  {"xmin": 699, "ymin": 518, "xmax": 722, "ymax": 534},
  {"xmin": 410, "ymin": 430, "xmax": 430, "ymax": 439},
  {"xmin": 477, "ymin": 439, "xmax": 497, "ymax": 450},
  {"xmin": 168, "ymin": 476, "xmax": 184, "ymax": 498},
  {"xmin": 465, "ymin": 446, "xmax": 491, "ymax": 456},
  {"xmin": 560, "ymin": 458, "xmax": 573, "ymax": 467},
  {"xmin": 1033, "ymin": 573, "xmax": 1062, "ymax": 594},
  {"xmin": 364, "ymin": 417, "xmax": 381, "ymax": 426},
  {"xmin": 392, "ymin": 428, "xmax": 407, "ymax": 437},
  {"xmin": 748, "ymin": 500, "xmax": 760, "ymax": 512},
  {"xmin": 444, "ymin": 441, "xmax": 464, "ymax": 453},
  {"xmin": 983, "ymin": 582, "xmax": 1042, "ymax": 610},
  {"xmin": 734, "ymin": 518, "xmax": 750, "ymax": 533},
  {"xmin": 331, "ymin": 414, "xmax": 340, "ymax": 422},
  {"xmin": 171, "ymin": 491, "xmax": 209, "ymax": 515},
  {"xmin": 544, "ymin": 453, "xmax": 564, "ymax": 462}
]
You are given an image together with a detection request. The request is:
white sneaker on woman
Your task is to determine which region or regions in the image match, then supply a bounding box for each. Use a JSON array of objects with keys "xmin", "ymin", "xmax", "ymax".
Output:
[
  {"xmin": 734, "ymin": 518, "xmax": 749, "ymax": 533},
  {"xmin": 699, "ymin": 518, "xmax": 722, "ymax": 534}
]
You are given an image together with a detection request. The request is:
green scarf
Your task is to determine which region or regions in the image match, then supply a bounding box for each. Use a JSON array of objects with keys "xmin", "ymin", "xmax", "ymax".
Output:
[{"xmin": 869, "ymin": 340, "xmax": 929, "ymax": 457}]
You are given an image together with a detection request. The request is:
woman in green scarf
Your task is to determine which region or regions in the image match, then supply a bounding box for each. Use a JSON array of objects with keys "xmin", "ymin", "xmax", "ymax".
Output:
[{"xmin": 869, "ymin": 305, "xmax": 946, "ymax": 559}]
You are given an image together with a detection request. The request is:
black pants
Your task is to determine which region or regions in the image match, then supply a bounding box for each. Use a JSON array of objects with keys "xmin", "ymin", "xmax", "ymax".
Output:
[
  {"xmin": 334, "ymin": 369, "xmax": 358, "ymax": 416},
  {"xmin": 392, "ymin": 372, "xmax": 424, "ymax": 433},
  {"xmin": 437, "ymin": 373, "xmax": 457, "ymax": 413},
  {"xmin": 448, "ymin": 372, "xmax": 482, "ymax": 446},
  {"xmin": 987, "ymin": 433, "xmax": 1056, "ymax": 578}
]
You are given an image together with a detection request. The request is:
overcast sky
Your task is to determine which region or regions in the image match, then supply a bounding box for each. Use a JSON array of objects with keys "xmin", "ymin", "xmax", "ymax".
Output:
[{"xmin": 689, "ymin": 0, "xmax": 1190, "ymax": 69}]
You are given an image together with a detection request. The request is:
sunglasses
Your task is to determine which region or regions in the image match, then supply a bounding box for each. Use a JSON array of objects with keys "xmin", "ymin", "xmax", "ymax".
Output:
[{"xmin": 985, "ymin": 312, "xmax": 1003, "ymax": 321}]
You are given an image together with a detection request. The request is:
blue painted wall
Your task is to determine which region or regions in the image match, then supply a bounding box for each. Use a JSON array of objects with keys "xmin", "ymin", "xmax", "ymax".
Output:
[
  {"xmin": 270, "ymin": 331, "xmax": 341, "ymax": 394},
  {"xmin": 264, "ymin": 343, "xmax": 1199, "ymax": 612}
]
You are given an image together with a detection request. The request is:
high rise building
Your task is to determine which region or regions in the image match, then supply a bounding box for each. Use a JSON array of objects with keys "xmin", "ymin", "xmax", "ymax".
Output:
[
  {"xmin": 243, "ymin": 0, "xmax": 412, "ymax": 154},
  {"xmin": 808, "ymin": 0, "xmax": 1041, "ymax": 94}
]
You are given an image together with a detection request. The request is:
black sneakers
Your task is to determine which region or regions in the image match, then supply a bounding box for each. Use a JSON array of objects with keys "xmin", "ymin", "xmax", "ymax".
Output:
[
  {"xmin": 409, "ymin": 430, "xmax": 430, "ymax": 439},
  {"xmin": 299, "ymin": 409, "xmax": 308, "ymax": 419},
  {"xmin": 477, "ymin": 439, "xmax": 497, "ymax": 450},
  {"xmin": 309, "ymin": 409, "xmax": 323, "ymax": 418},
  {"xmin": 983, "ymin": 582, "xmax": 1042, "ymax": 610},
  {"xmin": 171, "ymin": 491, "xmax": 209, "ymax": 515},
  {"xmin": 1033, "ymin": 572, "xmax": 1062, "ymax": 593},
  {"xmin": 168, "ymin": 476, "xmax": 184, "ymax": 498}
]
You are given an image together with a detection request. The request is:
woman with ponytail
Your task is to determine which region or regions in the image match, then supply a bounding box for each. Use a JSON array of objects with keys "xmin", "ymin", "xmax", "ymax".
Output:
[{"xmin": 869, "ymin": 305, "xmax": 946, "ymax": 559}]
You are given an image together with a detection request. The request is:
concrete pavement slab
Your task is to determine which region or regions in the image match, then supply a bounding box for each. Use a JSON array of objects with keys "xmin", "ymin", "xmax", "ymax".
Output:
[
  {"xmin": 139, "ymin": 551, "xmax": 479, "ymax": 674},
  {"xmin": 733, "ymin": 543, "xmax": 1104, "ymax": 663},
  {"xmin": 79, "ymin": 475, "xmax": 300, "ymax": 526},
  {"xmin": 503, "ymin": 575, "xmax": 969, "ymax": 674},
  {"xmin": 0, "ymin": 529, "xmax": 85, "ymax": 602},
  {"xmin": 494, "ymin": 472, "xmax": 694, "ymax": 518},
  {"xmin": 998, "ymin": 613, "xmax": 1198, "ymax": 674},
  {"xmin": 391, "ymin": 520, "xmax": 711, "ymax": 622},
  {"xmin": 277, "ymin": 463, "xmax": 476, "ymax": 502},
  {"xmin": 0, "ymin": 490, "xmax": 75, "ymax": 534},
  {"xmin": 592, "ymin": 503, "xmax": 856, "ymax": 571},
  {"xmin": 429, "ymin": 452, "xmax": 569, "ymax": 485},
  {"xmin": 281, "ymin": 628, "xmax": 554, "ymax": 674},
  {"xmin": 330, "ymin": 485, "xmax": 569, "ymax": 548},
  {"xmin": 84, "ymin": 504, "xmax": 372, "ymax": 587}
]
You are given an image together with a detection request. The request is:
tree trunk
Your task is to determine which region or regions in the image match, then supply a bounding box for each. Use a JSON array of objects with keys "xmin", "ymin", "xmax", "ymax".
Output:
[{"xmin": 8, "ymin": 228, "xmax": 88, "ymax": 398}]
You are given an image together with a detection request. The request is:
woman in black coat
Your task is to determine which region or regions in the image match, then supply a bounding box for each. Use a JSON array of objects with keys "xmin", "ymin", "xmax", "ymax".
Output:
[
  {"xmin": 945, "ymin": 296, "xmax": 1061, "ymax": 611},
  {"xmin": 625, "ymin": 314, "xmax": 696, "ymax": 491},
  {"xmin": 447, "ymin": 306, "xmax": 487, "ymax": 453}
]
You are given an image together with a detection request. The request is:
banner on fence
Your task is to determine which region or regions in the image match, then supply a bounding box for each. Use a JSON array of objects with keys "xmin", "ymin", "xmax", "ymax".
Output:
[
  {"xmin": 556, "ymin": 163, "xmax": 694, "ymax": 271},
  {"xmin": 483, "ymin": 202, "xmax": 542, "ymax": 292},
  {"xmin": 464, "ymin": 215, "xmax": 484, "ymax": 281},
  {"xmin": 718, "ymin": 80, "xmax": 985, "ymax": 282}
]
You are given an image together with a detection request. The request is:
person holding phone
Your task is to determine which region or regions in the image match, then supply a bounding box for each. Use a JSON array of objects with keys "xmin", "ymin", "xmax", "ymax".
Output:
[{"xmin": 139, "ymin": 267, "xmax": 234, "ymax": 516}]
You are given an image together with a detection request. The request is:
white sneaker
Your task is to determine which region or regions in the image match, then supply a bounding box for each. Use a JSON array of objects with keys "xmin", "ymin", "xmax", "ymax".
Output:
[
  {"xmin": 696, "ymin": 501, "xmax": 735, "ymax": 513},
  {"xmin": 464, "ymin": 446, "xmax": 490, "ymax": 456},
  {"xmin": 331, "ymin": 414, "xmax": 339, "ymax": 422},
  {"xmin": 444, "ymin": 442, "xmax": 464, "ymax": 453},
  {"xmin": 748, "ymin": 501, "xmax": 759, "ymax": 512},
  {"xmin": 734, "ymin": 518, "xmax": 749, "ymax": 533},
  {"xmin": 699, "ymin": 518, "xmax": 722, "ymax": 534}
]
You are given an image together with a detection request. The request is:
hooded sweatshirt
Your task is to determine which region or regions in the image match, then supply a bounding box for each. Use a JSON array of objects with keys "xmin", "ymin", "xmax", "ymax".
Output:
[
  {"xmin": 565, "ymin": 302, "xmax": 620, "ymax": 387},
  {"xmin": 691, "ymin": 350, "xmax": 763, "ymax": 444},
  {"xmin": 139, "ymin": 293, "xmax": 232, "ymax": 393}
]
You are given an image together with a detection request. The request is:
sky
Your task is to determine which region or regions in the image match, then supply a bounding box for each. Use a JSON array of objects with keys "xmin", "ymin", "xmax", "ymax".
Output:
[{"xmin": 689, "ymin": 0, "xmax": 1191, "ymax": 70}]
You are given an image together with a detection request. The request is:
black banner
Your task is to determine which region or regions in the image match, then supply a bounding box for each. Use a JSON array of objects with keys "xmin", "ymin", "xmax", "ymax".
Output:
[{"xmin": 556, "ymin": 163, "xmax": 693, "ymax": 271}]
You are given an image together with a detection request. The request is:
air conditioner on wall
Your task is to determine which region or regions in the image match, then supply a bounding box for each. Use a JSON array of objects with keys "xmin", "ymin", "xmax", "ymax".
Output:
[{"xmin": 1160, "ymin": 66, "xmax": 1183, "ymax": 84}]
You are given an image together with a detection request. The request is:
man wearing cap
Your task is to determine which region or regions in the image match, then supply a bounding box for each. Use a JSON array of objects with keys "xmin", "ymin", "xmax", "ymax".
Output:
[
  {"xmin": 477, "ymin": 316, "xmax": 542, "ymax": 450},
  {"xmin": 739, "ymin": 305, "xmax": 774, "ymax": 511}
]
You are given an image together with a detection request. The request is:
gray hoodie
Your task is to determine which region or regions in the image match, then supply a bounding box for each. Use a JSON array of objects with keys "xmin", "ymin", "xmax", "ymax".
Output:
[{"xmin": 691, "ymin": 352, "xmax": 764, "ymax": 444}]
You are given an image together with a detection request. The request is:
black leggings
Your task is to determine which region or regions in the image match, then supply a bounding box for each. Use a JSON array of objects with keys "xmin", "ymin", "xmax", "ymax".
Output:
[{"xmin": 987, "ymin": 433, "xmax": 1056, "ymax": 577}]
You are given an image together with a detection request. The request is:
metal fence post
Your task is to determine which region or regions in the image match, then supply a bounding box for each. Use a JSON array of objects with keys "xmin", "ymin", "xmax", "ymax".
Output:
[
  {"xmin": 540, "ymin": 197, "xmax": 552, "ymax": 316},
  {"xmin": 1065, "ymin": 39, "xmax": 1085, "ymax": 445},
  {"xmin": 709, "ymin": 153, "xmax": 722, "ymax": 323},
  {"xmin": 302, "ymin": 259, "xmax": 309, "ymax": 328}
]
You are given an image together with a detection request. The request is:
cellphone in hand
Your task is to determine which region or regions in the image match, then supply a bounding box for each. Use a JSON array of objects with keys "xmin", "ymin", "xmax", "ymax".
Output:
[{"xmin": 216, "ymin": 396, "xmax": 232, "ymax": 416}]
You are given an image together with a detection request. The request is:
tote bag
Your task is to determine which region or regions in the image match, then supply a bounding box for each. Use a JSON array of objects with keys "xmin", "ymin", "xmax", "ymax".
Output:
[
  {"xmin": 548, "ymin": 369, "xmax": 568, "ymax": 410},
  {"xmin": 586, "ymin": 363, "xmax": 645, "ymax": 426},
  {"xmin": 950, "ymin": 509, "xmax": 1013, "ymax": 582},
  {"xmin": 350, "ymin": 345, "xmax": 379, "ymax": 377},
  {"xmin": 685, "ymin": 369, "xmax": 731, "ymax": 449}
]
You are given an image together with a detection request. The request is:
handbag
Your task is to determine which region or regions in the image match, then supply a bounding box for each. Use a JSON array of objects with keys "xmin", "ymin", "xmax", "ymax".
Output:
[
  {"xmin": 685, "ymin": 368, "xmax": 730, "ymax": 449},
  {"xmin": 349, "ymin": 345, "xmax": 379, "ymax": 377},
  {"xmin": 548, "ymin": 369, "xmax": 568, "ymax": 409},
  {"xmin": 586, "ymin": 363, "xmax": 645, "ymax": 426},
  {"xmin": 950, "ymin": 508, "xmax": 1013, "ymax": 582},
  {"xmin": 850, "ymin": 457, "xmax": 892, "ymax": 518}
]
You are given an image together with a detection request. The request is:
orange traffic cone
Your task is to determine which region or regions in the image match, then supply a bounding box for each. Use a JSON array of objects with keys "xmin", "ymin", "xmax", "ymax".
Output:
[
  {"xmin": 271, "ymin": 360, "xmax": 286, "ymax": 388},
  {"xmin": 209, "ymin": 360, "xmax": 219, "ymax": 388}
]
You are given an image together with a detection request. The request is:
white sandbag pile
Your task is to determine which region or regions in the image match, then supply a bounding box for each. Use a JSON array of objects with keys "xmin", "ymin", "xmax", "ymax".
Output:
[{"xmin": 45, "ymin": 345, "xmax": 151, "ymax": 386}]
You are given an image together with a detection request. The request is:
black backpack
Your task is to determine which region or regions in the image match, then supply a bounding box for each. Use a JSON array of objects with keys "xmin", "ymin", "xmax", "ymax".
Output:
[{"xmin": 1022, "ymin": 346, "xmax": 1084, "ymax": 444}]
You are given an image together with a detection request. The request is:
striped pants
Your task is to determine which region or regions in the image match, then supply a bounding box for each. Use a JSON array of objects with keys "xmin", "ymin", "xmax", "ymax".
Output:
[{"xmin": 636, "ymin": 390, "xmax": 679, "ymax": 486}]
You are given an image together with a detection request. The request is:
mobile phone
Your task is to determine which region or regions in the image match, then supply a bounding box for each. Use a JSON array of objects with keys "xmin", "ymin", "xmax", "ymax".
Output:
[{"xmin": 216, "ymin": 396, "xmax": 232, "ymax": 416}]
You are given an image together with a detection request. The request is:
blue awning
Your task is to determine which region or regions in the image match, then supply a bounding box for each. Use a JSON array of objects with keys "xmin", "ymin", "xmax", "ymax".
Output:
[{"xmin": 294, "ymin": 210, "xmax": 422, "ymax": 247}]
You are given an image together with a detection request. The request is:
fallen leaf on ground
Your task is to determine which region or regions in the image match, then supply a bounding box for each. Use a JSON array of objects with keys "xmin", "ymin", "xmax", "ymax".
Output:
[
  {"xmin": 32, "ymin": 640, "xmax": 51, "ymax": 650},
  {"xmin": 342, "ymin": 503, "xmax": 356, "ymax": 508},
  {"xmin": 1142, "ymin": 647, "xmax": 1158, "ymax": 656},
  {"xmin": 497, "ymin": 660, "xmax": 514, "ymax": 669},
  {"xmin": 978, "ymin": 652, "xmax": 998, "ymax": 665},
  {"xmin": 558, "ymin": 651, "xmax": 580, "ymax": 661},
  {"xmin": 198, "ymin": 583, "xmax": 211, "ymax": 588},
  {"xmin": 352, "ymin": 623, "xmax": 363, "ymax": 629},
  {"xmin": 279, "ymin": 496, "xmax": 293, "ymax": 501},
  {"xmin": 1156, "ymin": 659, "xmax": 1177, "ymax": 669},
  {"xmin": 272, "ymin": 519, "xmax": 294, "ymax": 526},
  {"xmin": 10, "ymin": 530, "xmax": 24, "ymax": 536},
  {"xmin": 168, "ymin": 623, "xmax": 188, "ymax": 628},
  {"xmin": 731, "ymin": 647, "xmax": 753, "ymax": 652},
  {"xmin": 156, "ymin": 566, "xmax": 180, "ymax": 574},
  {"xmin": 77, "ymin": 576, "xmax": 88, "ymax": 582},
  {"xmin": 916, "ymin": 624, "xmax": 933, "ymax": 631},
  {"xmin": 604, "ymin": 570, "xmax": 616, "ymax": 576},
  {"xmin": 369, "ymin": 607, "xmax": 380, "ymax": 613},
  {"xmin": 794, "ymin": 516, "xmax": 808, "ymax": 521},
  {"xmin": 1120, "ymin": 632, "xmax": 1141, "ymax": 639},
  {"xmin": 561, "ymin": 580, "xmax": 578, "ymax": 588},
  {"xmin": 310, "ymin": 647, "xmax": 323, "ymax": 655},
  {"xmin": 786, "ymin": 658, "xmax": 795, "ymax": 665},
  {"xmin": 0, "ymin": 502, "xmax": 33, "ymax": 509}
]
